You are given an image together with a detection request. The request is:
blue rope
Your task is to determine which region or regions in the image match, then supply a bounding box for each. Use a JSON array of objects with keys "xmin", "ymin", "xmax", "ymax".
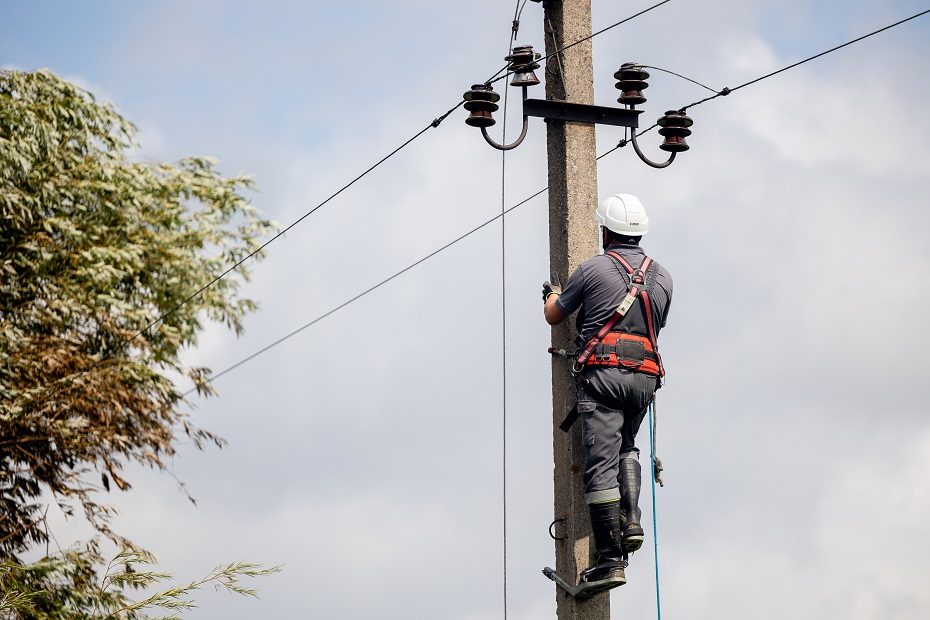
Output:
[{"xmin": 647, "ymin": 401, "xmax": 662, "ymax": 620}]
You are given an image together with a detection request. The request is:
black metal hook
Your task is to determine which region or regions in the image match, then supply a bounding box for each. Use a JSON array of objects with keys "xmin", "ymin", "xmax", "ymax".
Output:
[
  {"xmin": 480, "ymin": 86, "xmax": 530, "ymax": 151},
  {"xmin": 630, "ymin": 126, "xmax": 676, "ymax": 169},
  {"xmin": 549, "ymin": 517, "xmax": 567, "ymax": 541}
]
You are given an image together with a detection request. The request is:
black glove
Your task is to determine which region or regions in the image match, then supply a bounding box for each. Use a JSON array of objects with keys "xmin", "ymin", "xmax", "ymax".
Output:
[{"xmin": 542, "ymin": 273, "xmax": 562, "ymax": 303}]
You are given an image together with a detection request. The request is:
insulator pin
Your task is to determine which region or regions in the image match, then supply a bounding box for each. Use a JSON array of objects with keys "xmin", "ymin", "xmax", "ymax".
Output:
[
  {"xmin": 657, "ymin": 110, "xmax": 694, "ymax": 152},
  {"xmin": 614, "ymin": 63, "xmax": 650, "ymax": 106},
  {"xmin": 463, "ymin": 84, "xmax": 501, "ymax": 128}
]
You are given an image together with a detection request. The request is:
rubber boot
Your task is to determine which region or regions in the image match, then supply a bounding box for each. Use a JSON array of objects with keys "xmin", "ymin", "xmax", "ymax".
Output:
[
  {"xmin": 618, "ymin": 458, "xmax": 644, "ymax": 552},
  {"xmin": 579, "ymin": 499, "xmax": 627, "ymax": 592}
]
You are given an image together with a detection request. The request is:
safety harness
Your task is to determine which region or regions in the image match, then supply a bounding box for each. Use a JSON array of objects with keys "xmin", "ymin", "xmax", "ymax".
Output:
[
  {"xmin": 552, "ymin": 250, "xmax": 666, "ymax": 433},
  {"xmin": 574, "ymin": 251, "xmax": 665, "ymax": 378}
]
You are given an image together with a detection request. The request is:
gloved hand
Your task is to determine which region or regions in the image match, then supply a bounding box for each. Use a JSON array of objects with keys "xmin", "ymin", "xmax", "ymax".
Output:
[{"xmin": 542, "ymin": 273, "xmax": 562, "ymax": 303}]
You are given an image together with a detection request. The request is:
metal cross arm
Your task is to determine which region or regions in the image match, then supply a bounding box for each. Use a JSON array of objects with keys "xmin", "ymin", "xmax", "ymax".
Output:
[{"xmin": 523, "ymin": 98, "xmax": 641, "ymax": 127}]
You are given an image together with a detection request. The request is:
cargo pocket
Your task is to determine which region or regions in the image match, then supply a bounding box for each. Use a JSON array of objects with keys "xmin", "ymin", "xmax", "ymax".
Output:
[{"xmin": 578, "ymin": 401, "xmax": 597, "ymax": 447}]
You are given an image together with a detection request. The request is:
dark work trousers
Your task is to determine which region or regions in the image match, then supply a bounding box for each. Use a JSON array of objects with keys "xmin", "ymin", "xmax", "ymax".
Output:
[{"xmin": 577, "ymin": 366, "xmax": 658, "ymax": 503}]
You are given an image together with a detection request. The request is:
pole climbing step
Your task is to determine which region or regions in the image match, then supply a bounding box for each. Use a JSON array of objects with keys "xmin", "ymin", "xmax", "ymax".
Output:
[{"xmin": 542, "ymin": 566, "xmax": 626, "ymax": 600}]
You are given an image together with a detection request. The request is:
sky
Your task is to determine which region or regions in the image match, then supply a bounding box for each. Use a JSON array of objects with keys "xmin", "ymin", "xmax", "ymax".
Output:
[{"xmin": 3, "ymin": 1, "xmax": 930, "ymax": 618}]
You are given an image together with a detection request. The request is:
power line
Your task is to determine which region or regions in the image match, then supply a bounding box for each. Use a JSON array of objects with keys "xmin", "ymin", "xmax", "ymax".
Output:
[
  {"xmin": 50, "ymin": 0, "xmax": 682, "ymax": 401},
  {"xmin": 678, "ymin": 7, "xmax": 930, "ymax": 112},
  {"xmin": 482, "ymin": 0, "xmax": 529, "ymax": 85},
  {"xmin": 544, "ymin": 0, "xmax": 673, "ymax": 64},
  {"xmin": 182, "ymin": 186, "xmax": 548, "ymax": 397},
  {"xmin": 489, "ymin": 0, "xmax": 674, "ymax": 86},
  {"xmin": 731, "ymin": 8, "xmax": 930, "ymax": 95},
  {"xmin": 189, "ymin": 8, "xmax": 930, "ymax": 391},
  {"xmin": 37, "ymin": 99, "xmax": 467, "ymax": 404},
  {"xmin": 56, "ymin": 0, "xmax": 678, "ymax": 392},
  {"xmin": 615, "ymin": 6, "xmax": 930, "ymax": 156},
  {"xmin": 514, "ymin": 0, "xmax": 530, "ymax": 32},
  {"xmin": 500, "ymin": 2, "xmax": 521, "ymax": 615},
  {"xmin": 501, "ymin": 3, "xmax": 518, "ymax": 617},
  {"xmin": 183, "ymin": 139, "xmax": 629, "ymax": 393},
  {"xmin": 613, "ymin": 124, "xmax": 660, "ymax": 151},
  {"xmin": 123, "ymin": 100, "xmax": 465, "ymax": 352},
  {"xmin": 636, "ymin": 64, "xmax": 719, "ymax": 94}
]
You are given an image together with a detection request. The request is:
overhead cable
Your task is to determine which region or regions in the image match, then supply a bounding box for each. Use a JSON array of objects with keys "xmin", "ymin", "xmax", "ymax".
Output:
[
  {"xmin": 185, "ymin": 138, "xmax": 640, "ymax": 392},
  {"xmin": 182, "ymin": 186, "xmax": 548, "ymax": 396},
  {"xmin": 488, "ymin": 0, "xmax": 674, "ymax": 86},
  {"xmin": 500, "ymin": 3, "xmax": 523, "ymax": 616},
  {"xmin": 635, "ymin": 65, "xmax": 719, "ymax": 94},
  {"xmin": 39, "ymin": 99, "xmax": 465, "ymax": 403},
  {"xmin": 184, "ymin": 7, "xmax": 930, "ymax": 390},
  {"xmin": 678, "ymin": 7, "xmax": 930, "ymax": 112},
  {"xmin": 70, "ymin": 0, "xmax": 682, "ymax": 389},
  {"xmin": 122, "ymin": 100, "xmax": 465, "ymax": 351}
]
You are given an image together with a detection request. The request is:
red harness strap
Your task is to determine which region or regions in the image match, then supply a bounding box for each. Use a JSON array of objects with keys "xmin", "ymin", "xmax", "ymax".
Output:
[
  {"xmin": 574, "ymin": 252, "xmax": 665, "ymax": 377},
  {"xmin": 608, "ymin": 252, "xmax": 664, "ymax": 376}
]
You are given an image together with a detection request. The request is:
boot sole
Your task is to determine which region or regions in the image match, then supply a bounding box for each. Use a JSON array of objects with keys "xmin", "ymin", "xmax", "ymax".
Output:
[
  {"xmin": 623, "ymin": 534, "xmax": 644, "ymax": 552},
  {"xmin": 623, "ymin": 523, "xmax": 645, "ymax": 552},
  {"xmin": 577, "ymin": 571, "xmax": 627, "ymax": 599}
]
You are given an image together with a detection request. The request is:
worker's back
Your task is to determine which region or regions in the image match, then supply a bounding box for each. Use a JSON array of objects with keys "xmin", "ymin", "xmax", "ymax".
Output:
[{"xmin": 555, "ymin": 242, "xmax": 672, "ymax": 344}]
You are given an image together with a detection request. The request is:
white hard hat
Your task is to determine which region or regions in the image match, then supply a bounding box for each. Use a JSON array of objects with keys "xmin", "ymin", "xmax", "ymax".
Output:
[{"xmin": 594, "ymin": 193, "xmax": 649, "ymax": 236}]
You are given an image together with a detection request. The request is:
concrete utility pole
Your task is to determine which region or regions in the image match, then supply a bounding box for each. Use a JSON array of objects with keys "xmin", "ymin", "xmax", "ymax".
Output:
[{"xmin": 543, "ymin": 1, "xmax": 608, "ymax": 619}]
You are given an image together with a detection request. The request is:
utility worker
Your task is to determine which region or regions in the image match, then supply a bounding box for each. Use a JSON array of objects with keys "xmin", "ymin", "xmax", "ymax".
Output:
[{"xmin": 542, "ymin": 193, "xmax": 672, "ymax": 593}]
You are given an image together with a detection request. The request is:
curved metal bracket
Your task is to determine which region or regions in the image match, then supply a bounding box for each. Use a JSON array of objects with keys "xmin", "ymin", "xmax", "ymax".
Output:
[
  {"xmin": 549, "ymin": 517, "xmax": 567, "ymax": 541},
  {"xmin": 481, "ymin": 86, "xmax": 529, "ymax": 151},
  {"xmin": 630, "ymin": 127, "xmax": 676, "ymax": 169}
]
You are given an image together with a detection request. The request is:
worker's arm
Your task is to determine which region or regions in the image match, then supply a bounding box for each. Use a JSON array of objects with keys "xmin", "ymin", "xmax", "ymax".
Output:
[
  {"xmin": 542, "ymin": 268, "xmax": 583, "ymax": 326},
  {"xmin": 544, "ymin": 293, "xmax": 567, "ymax": 325},
  {"xmin": 542, "ymin": 267, "xmax": 585, "ymax": 325}
]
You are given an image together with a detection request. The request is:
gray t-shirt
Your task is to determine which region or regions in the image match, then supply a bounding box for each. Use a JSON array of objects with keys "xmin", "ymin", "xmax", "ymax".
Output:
[{"xmin": 555, "ymin": 243, "xmax": 673, "ymax": 344}]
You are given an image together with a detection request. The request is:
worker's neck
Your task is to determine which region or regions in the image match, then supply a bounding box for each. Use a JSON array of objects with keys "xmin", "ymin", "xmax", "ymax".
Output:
[{"xmin": 605, "ymin": 241, "xmax": 641, "ymax": 251}]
